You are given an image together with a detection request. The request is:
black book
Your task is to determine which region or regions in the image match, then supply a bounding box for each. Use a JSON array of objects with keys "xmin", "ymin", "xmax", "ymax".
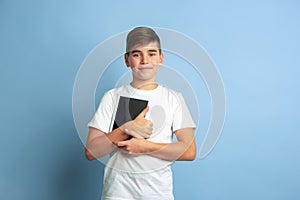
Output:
[{"xmin": 112, "ymin": 96, "xmax": 148, "ymax": 130}]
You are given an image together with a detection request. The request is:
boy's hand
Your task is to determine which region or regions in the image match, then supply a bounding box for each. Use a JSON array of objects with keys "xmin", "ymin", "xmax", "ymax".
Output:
[
  {"xmin": 116, "ymin": 138, "xmax": 150, "ymax": 154},
  {"xmin": 120, "ymin": 106, "xmax": 153, "ymax": 139}
]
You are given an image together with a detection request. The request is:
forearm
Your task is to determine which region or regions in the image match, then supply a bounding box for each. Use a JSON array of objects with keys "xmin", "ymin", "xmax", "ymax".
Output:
[
  {"xmin": 85, "ymin": 127, "xmax": 129, "ymax": 160},
  {"xmin": 145, "ymin": 140, "xmax": 196, "ymax": 161},
  {"xmin": 116, "ymin": 128, "xmax": 196, "ymax": 161},
  {"xmin": 106, "ymin": 127, "xmax": 130, "ymax": 143},
  {"xmin": 146, "ymin": 128, "xmax": 196, "ymax": 161}
]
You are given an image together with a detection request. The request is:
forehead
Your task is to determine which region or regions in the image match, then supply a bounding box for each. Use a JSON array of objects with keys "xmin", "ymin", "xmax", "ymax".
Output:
[{"xmin": 129, "ymin": 42, "xmax": 160, "ymax": 52}]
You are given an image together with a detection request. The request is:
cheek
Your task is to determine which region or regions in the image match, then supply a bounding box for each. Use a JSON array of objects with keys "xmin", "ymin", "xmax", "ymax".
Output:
[
  {"xmin": 129, "ymin": 60, "xmax": 140, "ymax": 68},
  {"xmin": 152, "ymin": 58, "xmax": 161, "ymax": 65}
]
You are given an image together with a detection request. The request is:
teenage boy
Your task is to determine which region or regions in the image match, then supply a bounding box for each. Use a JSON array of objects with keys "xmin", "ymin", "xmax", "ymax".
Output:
[{"xmin": 85, "ymin": 27, "xmax": 196, "ymax": 200}]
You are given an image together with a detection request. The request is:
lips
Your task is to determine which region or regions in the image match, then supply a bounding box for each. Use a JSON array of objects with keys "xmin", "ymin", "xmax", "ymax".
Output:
[
  {"xmin": 139, "ymin": 67, "xmax": 152, "ymax": 70},
  {"xmin": 138, "ymin": 65, "xmax": 153, "ymax": 70}
]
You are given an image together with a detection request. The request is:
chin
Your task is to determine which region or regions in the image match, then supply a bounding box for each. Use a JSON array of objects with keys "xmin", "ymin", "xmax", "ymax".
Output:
[{"xmin": 136, "ymin": 74, "xmax": 154, "ymax": 80}]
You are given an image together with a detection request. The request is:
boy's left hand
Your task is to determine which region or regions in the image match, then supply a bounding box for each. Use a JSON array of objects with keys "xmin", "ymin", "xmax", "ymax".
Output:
[{"xmin": 116, "ymin": 138, "xmax": 150, "ymax": 154}]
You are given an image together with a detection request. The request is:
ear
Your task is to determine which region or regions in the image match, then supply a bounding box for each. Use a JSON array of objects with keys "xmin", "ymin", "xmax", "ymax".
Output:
[
  {"xmin": 124, "ymin": 53, "xmax": 130, "ymax": 67},
  {"xmin": 159, "ymin": 52, "xmax": 164, "ymax": 66}
]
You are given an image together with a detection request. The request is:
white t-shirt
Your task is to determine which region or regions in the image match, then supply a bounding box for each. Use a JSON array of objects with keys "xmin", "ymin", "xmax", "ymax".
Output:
[{"xmin": 88, "ymin": 84, "xmax": 196, "ymax": 200}]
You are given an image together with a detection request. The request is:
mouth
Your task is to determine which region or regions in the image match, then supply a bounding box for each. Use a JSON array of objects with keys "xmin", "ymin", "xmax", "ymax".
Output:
[
  {"xmin": 139, "ymin": 67, "xmax": 152, "ymax": 69},
  {"xmin": 138, "ymin": 66, "xmax": 153, "ymax": 70}
]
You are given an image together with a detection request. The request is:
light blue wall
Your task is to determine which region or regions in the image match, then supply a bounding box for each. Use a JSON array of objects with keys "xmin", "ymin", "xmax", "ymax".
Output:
[{"xmin": 1, "ymin": 0, "xmax": 299, "ymax": 199}]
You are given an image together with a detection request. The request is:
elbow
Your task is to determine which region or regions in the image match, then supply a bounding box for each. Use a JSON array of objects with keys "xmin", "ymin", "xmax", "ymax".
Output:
[
  {"xmin": 177, "ymin": 149, "xmax": 196, "ymax": 161},
  {"xmin": 183, "ymin": 147, "xmax": 196, "ymax": 161},
  {"xmin": 186, "ymin": 141, "xmax": 196, "ymax": 161},
  {"xmin": 185, "ymin": 150, "xmax": 196, "ymax": 161},
  {"xmin": 86, "ymin": 155, "xmax": 95, "ymax": 161},
  {"xmin": 85, "ymin": 148, "xmax": 96, "ymax": 161},
  {"xmin": 189, "ymin": 151, "xmax": 196, "ymax": 161}
]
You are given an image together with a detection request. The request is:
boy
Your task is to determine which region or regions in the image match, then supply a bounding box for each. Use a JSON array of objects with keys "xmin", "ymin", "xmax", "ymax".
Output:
[{"xmin": 85, "ymin": 27, "xmax": 196, "ymax": 200}]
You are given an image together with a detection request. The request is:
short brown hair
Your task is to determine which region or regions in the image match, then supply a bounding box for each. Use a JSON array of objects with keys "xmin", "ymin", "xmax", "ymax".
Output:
[{"xmin": 126, "ymin": 27, "xmax": 161, "ymax": 53}]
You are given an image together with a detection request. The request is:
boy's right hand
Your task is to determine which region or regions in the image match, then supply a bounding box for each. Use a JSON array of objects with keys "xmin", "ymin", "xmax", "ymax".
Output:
[{"xmin": 120, "ymin": 106, "xmax": 153, "ymax": 139}]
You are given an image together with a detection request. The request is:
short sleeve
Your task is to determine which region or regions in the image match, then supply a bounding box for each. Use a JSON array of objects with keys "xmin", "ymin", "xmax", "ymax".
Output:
[
  {"xmin": 88, "ymin": 91, "xmax": 114, "ymax": 133},
  {"xmin": 172, "ymin": 93, "xmax": 196, "ymax": 132}
]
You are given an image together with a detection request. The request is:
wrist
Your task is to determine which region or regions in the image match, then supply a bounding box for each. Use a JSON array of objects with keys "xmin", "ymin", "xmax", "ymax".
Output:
[
  {"xmin": 119, "ymin": 122, "xmax": 129, "ymax": 134},
  {"xmin": 144, "ymin": 140, "xmax": 156, "ymax": 154}
]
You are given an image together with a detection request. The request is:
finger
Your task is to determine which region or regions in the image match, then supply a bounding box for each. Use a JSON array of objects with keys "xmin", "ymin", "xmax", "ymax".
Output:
[
  {"xmin": 124, "ymin": 128, "xmax": 131, "ymax": 135},
  {"xmin": 136, "ymin": 106, "xmax": 149, "ymax": 119},
  {"xmin": 142, "ymin": 128, "xmax": 152, "ymax": 137},
  {"xmin": 134, "ymin": 134, "xmax": 144, "ymax": 139},
  {"xmin": 125, "ymin": 129, "xmax": 144, "ymax": 139},
  {"xmin": 148, "ymin": 121, "xmax": 153, "ymax": 127},
  {"xmin": 124, "ymin": 128, "xmax": 137, "ymax": 137},
  {"xmin": 117, "ymin": 141, "xmax": 128, "ymax": 147},
  {"xmin": 145, "ymin": 125, "xmax": 153, "ymax": 132},
  {"xmin": 134, "ymin": 129, "xmax": 149, "ymax": 138},
  {"xmin": 139, "ymin": 133, "xmax": 150, "ymax": 139}
]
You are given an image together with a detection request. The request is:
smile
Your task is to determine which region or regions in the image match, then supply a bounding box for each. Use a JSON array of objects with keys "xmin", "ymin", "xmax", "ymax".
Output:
[{"xmin": 138, "ymin": 67, "xmax": 153, "ymax": 70}]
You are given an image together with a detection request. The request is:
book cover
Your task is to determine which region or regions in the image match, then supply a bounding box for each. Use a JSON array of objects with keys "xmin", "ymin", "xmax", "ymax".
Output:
[{"xmin": 112, "ymin": 96, "xmax": 148, "ymax": 130}]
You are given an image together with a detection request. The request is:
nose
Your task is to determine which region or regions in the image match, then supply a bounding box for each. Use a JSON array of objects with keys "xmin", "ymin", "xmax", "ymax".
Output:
[{"xmin": 141, "ymin": 54, "xmax": 149, "ymax": 64}]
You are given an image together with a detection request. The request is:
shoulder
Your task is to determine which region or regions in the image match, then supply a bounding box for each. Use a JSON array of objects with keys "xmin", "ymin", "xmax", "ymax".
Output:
[
  {"xmin": 159, "ymin": 85, "xmax": 183, "ymax": 100},
  {"xmin": 98, "ymin": 85, "xmax": 130, "ymax": 107},
  {"xmin": 159, "ymin": 85, "xmax": 179, "ymax": 94},
  {"xmin": 105, "ymin": 85, "xmax": 130, "ymax": 96}
]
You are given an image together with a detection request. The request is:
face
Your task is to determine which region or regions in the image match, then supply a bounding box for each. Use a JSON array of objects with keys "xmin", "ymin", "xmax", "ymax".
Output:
[{"xmin": 124, "ymin": 42, "xmax": 164, "ymax": 83}]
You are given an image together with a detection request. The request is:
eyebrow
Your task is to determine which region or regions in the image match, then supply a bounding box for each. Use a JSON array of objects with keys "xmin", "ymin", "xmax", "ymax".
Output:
[{"xmin": 128, "ymin": 49, "xmax": 159, "ymax": 54}]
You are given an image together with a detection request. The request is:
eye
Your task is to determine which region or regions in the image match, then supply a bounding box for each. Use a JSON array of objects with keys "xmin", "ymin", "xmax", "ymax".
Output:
[
  {"xmin": 149, "ymin": 53, "xmax": 157, "ymax": 57},
  {"xmin": 132, "ymin": 53, "xmax": 141, "ymax": 57}
]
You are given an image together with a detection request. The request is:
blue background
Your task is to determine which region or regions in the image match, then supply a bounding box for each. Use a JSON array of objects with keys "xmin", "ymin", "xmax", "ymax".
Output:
[{"xmin": 1, "ymin": 0, "xmax": 299, "ymax": 199}]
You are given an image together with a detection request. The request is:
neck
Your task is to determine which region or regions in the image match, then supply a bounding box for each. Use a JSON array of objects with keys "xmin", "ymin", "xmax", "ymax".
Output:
[{"xmin": 130, "ymin": 80, "xmax": 158, "ymax": 90}]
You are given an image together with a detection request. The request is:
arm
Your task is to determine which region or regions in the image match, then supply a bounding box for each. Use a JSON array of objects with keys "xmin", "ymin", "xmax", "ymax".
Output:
[
  {"xmin": 117, "ymin": 128, "xmax": 196, "ymax": 161},
  {"xmin": 85, "ymin": 127, "xmax": 129, "ymax": 160},
  {"xmin": 85, "ymin": 107, "xmax": 153, "ymax": 160}
]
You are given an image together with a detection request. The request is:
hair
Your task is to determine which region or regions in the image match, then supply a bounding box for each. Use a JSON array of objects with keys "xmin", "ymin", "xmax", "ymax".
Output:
[{"xmin": 126, "ymin": 27, "xmax": 161, "ymax": 54}]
